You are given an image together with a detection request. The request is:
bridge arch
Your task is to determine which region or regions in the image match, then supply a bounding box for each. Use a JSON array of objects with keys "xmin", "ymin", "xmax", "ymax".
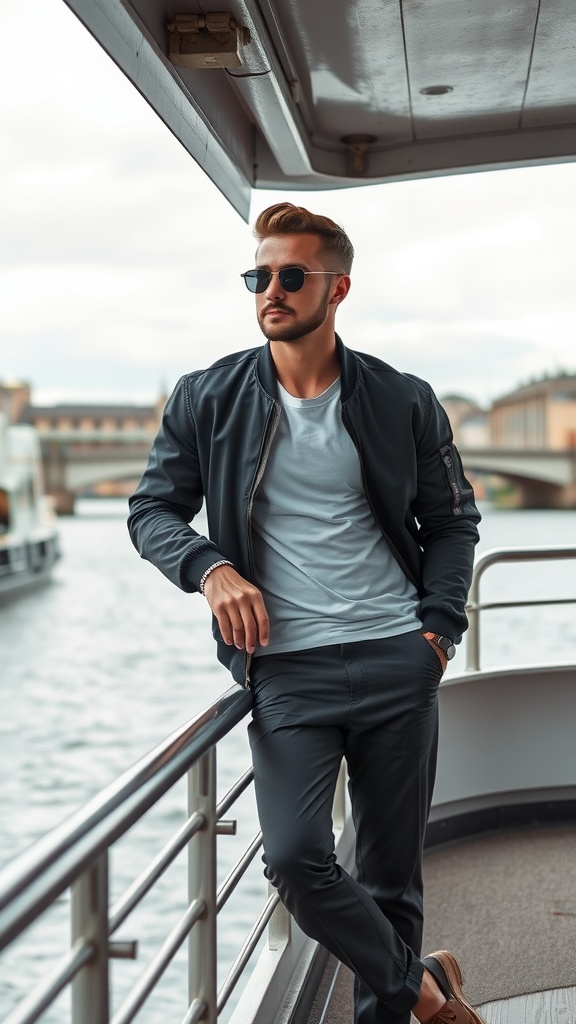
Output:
[
  {"xmin": 41, "ymin": 436, "xmax": 153, "ymax": 513},
  {"xmin": 459, "ymin": 448, "xmax": 576, "ymax": 509}
]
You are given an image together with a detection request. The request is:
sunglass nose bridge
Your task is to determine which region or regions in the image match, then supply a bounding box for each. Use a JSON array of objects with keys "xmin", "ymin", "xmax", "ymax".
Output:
[{"xmin": 241, "ymin": 267, "xmax": 306, "ymax": 293}]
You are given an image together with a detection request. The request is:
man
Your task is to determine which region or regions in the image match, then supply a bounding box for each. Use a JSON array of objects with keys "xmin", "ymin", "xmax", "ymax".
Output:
[{"xmin": 128, "ymin": 203, "xmax": 483, "ymax": 1024}]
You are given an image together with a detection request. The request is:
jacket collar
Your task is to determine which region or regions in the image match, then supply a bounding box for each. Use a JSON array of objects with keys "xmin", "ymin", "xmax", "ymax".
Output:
[
  {"xmin": 335, "ymin": 334, "xmax": 358, "ymax": 403},
  {"xmin": 255, "ymin": 342, "xmax": 279, "ymax": 398},
  {"xmin": 255, "ymin": 333, "xmax": 358, "ymax": 403}
]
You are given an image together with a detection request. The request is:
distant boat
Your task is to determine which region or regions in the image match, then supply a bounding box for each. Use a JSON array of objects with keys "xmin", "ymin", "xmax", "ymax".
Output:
[{"xmin": 0, "ymin": 412, "xmax": 60, "ymax": 597}]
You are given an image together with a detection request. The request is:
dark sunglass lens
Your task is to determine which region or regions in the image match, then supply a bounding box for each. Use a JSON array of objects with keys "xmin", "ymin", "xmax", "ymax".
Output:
[
  {"xmin": 279, "ymin": 267, "xmax": 305, "ymax": 292},
  {"xmin": 243, "ymin": 270, "xmax": 271, "ymax": 293}
]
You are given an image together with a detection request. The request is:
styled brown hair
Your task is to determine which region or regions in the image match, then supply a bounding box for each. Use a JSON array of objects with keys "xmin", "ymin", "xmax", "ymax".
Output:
[{"xmin": 253, "ymin": 203, "xmax": 354, "ymax": 273}]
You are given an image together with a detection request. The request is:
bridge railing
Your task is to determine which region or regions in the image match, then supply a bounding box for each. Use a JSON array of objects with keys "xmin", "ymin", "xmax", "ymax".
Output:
[{"xmin": 465, "ymin": 544, "xmax": 576, "ymax": 671}]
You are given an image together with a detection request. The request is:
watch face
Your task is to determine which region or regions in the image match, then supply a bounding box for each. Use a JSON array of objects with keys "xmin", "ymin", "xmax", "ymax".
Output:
[{"xmin": 436, "ymin": 636, "xmax": 456, "ymax": 659}]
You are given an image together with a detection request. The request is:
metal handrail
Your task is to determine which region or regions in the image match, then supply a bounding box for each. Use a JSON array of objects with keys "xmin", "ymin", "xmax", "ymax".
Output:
[
  {"xmin": 110, "ymin": 897, "xmax": 206, "ymax": 1024},
  {"xmin": 0, "ymin": 685, "xmax": 252, "ymax": 949},
  {"xmin": 0, "ymin": 684, "xmax": 254, "ymax": 1024},
  {"xmin": 111, "ymin": 899, "xmax": 206, "ymax": 1024},
  {"xmin": 465, "ymin": 545, "xmax": 576, "ymax": 670},
  {"xmin": 217, "ymin": 767, "xmax": 254, "ymax": 819},
  {"xmin": 108, "ymin": 810, "xmax": 205, "ymax": 933},
  {"xmin": 3, "ymin": 940, "xmax": 93, "ymax": 1024},
  {"xmin": 217, "ymin": 893, "xmax": 280, "ymax": 1014},
  {"xmin": 217, "ymin": 833, "xmax": 263, "ymax": 912}
]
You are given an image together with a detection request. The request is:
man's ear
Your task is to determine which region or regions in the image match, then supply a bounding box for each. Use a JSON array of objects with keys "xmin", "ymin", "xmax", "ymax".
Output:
[{"xmin": 330, "ymin": 274, "xmax": 351, "ymax": 306}]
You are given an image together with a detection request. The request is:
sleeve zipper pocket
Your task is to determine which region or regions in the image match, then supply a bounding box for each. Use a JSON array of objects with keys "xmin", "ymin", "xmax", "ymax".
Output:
[{"xmin": 440, "ymin": 444, "xmax": 463, "ymax": 516}]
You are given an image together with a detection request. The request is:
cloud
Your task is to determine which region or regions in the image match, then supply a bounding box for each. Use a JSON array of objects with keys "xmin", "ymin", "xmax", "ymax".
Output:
[
  {"xmin": 330, "ymin": 316, "xmax": 555, "ymax": 406},
  {"xmin": 1, "ymin": 0, "xmax": 575, "ymax": 408}
]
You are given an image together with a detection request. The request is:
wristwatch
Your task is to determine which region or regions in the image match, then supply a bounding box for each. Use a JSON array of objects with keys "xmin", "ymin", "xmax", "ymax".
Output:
[{"xmin": 428, "ymin": 634, "xmax": 456, "ymax": 660}]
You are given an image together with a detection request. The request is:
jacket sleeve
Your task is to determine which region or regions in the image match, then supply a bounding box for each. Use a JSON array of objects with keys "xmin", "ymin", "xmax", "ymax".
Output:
[
  {"xmin": 127, "ymin": 377, "xmax": 228, "ymax": 593},
  {"xmin": 412, "ymin": 387, "xmax": 481, "ymax": 643}
]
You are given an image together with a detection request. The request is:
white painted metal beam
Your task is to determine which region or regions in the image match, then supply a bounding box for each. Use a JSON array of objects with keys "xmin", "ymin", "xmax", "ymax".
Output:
[{"xmin": 63, "ymin": 0, "xmax": 252, "ymax": 218}]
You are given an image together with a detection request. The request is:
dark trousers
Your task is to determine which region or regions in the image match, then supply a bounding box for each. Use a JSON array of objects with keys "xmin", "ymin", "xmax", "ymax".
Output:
[{"xmin": 248, "ymin": 630, "xmax": 441, "ymax": 1024}]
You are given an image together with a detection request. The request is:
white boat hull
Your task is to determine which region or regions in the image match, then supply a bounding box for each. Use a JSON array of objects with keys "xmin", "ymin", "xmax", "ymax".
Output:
[{"xmin": 0, "ymin": 531, "xmax": 60, "ymax": 597}]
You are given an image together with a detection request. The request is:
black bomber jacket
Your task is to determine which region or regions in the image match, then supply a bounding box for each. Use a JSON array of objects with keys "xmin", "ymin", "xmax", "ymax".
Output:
[{"xmin": 128, "ymin": 336, "xmax": 481, "ymax": 685}]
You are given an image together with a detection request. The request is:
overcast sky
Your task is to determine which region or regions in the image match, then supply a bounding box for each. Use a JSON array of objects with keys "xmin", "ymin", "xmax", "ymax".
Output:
[{"xmin": 2, "ymin": 0, "xmax": 575, "ymax": 410}]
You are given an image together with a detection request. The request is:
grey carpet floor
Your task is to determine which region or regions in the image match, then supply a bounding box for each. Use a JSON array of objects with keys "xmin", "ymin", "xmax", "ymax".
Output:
[
  {"xmin": 308, "ymin": 825, "xmax": 576, "ymax": 1023},
  {"xmin": 422, "ymin": 825, "xmax": 576, "ymax": 1004}
]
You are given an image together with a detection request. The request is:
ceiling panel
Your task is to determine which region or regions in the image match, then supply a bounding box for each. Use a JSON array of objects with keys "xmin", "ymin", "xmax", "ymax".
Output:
[
  {"xmin": 271, "ymin": 0, "xmax": 413, "ymax": 145},
  {"xmin": 405, "ymin": 0, "xmax": 539, "ymax": 138},
  {"xmin": 63, "ymin": 0, "xmax": 576, "ymax": 213},
  {"xmin": 523, "ymin": 0, "xmax": 576, "ymax": 126}
]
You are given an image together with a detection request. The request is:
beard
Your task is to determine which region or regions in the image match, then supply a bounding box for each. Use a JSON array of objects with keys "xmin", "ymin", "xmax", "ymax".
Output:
[{"xmin": 257, "ymin": 285, "xmax": 332, "ymax": 342}]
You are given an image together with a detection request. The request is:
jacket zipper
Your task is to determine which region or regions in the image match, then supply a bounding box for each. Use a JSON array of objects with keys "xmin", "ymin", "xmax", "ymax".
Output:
[
  {"xmin": 440, "ymin": 444, "xmax": 463, "ymax": 516},
  {"xmin": 342, "ymin": 409, "xmax": 419, "ymax": 589},
  {"xmin": 243, "ymin": 400, "xmax": 281, "ymax": 686}
]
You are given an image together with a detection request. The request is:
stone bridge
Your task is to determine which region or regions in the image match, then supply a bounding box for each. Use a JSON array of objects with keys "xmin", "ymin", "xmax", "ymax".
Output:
[
  {"xmin": 459, "ymin": 447, "xmax": 576, "ymax": 508},
  {"xmin": 40, "ymin": 430, "xmax": 155, "ymax": 513},
  {"xmin": 40, "ymin": 432, "xmax": 576, "ymax": 513}
]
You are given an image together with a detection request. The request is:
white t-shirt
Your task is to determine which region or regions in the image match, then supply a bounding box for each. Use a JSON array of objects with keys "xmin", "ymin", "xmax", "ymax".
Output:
[{"xmin": 252, "ymin": 379, "xmax": 420, "ymax": 655}]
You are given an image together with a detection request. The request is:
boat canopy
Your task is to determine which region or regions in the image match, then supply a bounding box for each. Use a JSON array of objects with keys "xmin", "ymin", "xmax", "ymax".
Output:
[{"xmin": 64, "ymin": 1, "xmax": 576, "ymax": 218}]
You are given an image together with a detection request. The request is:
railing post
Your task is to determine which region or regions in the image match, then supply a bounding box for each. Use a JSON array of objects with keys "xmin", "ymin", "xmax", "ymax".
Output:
[
  {"xmin": 268, "ymin": 882, "xmax": 290, "ymax": 951},
  {"xmin": 188, "ymin": 748, "xmax": 217, "ymax": 1023},
  {"xmin": 332, "ymin": 759, "xmax": 347, "ymax": 832},
  {"xmin": 466, "ymin": 569, "xmax": 481, "ymax": 672},
  {"xmin": 71, "ymin": 851, "xmax": 110, "ymax": 1024}
]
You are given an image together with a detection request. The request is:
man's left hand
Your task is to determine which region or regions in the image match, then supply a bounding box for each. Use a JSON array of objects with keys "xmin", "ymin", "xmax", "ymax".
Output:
[{"xmin": 421, "ymin": 632, "xmax": 448, "ymax": 673}]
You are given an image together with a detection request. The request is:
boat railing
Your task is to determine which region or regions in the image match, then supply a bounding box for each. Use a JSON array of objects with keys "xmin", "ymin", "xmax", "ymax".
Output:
[
  {"xmin": 465, "ymin": 544, "xmax": 576, "ymax": 671},
  {"xmin": 1, "ymin": 544, "xmax": 576, "ymax": 1024},
  {"xmin": 0, "ymin": 685, "xmax": 259, "ymax": 1024}
]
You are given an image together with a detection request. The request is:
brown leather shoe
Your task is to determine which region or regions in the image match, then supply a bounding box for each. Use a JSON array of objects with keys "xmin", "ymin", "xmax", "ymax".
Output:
[{"xmin": 421, "ymin": 950, "xmax": 487, "ymax": 1024}]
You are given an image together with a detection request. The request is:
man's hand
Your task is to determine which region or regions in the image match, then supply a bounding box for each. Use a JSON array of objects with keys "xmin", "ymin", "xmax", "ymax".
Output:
[
  {"xmin": 421, "ymin": 632, "xmax": 447, "ymax": 673},
  {"xmin": 203, "ymin": 564, "xmax": 269, "ymax": 654}
]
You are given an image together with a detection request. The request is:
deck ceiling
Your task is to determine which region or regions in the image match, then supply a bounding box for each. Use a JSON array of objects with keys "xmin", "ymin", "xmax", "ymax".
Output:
[{"xmin": 65, "ymin": 0, "xmax": 576, "ymax": 217}]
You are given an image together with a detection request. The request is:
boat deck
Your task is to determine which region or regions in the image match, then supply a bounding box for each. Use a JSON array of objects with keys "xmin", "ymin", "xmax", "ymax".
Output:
[{"xmin": 306, "ymin": 824, "xmax": 576, "ymax": 1024}]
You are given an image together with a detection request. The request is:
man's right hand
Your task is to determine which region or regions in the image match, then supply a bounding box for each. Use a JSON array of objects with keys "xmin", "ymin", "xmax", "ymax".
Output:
[{"xmin": 202, "ymin": 564, "xmax": 270, "ymax": 654}]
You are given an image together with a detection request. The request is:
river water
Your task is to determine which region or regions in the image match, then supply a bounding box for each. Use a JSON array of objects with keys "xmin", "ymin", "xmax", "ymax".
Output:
[{"xmin": 1, "ymin": 499, "xmax": 575, "ymax": 1021}]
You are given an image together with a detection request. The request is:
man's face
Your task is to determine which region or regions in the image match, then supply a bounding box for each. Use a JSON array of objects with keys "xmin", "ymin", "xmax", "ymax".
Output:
[{"xmin": 254, "ymin": 233, "xmax": 341, "ymax": 342}]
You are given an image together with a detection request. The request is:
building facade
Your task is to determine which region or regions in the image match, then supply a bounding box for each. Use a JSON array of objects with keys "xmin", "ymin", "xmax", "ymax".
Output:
[
  {"xmin": 490, "ymin": 374, "xmax": 576, "ymax": 450},
  {"xmin": 439, "ymin": 394, "xmax": 489, "ymax": 448}
]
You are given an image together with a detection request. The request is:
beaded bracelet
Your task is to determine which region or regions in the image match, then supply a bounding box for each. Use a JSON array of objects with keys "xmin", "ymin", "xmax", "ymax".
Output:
[{"xmin": 199, "ymin": 560, "xmax": 233, "ymax": 596}]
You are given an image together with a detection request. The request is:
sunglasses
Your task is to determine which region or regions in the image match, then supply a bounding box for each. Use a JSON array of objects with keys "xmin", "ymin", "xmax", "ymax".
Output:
[{"xmin": 240, "ymin": 267, "xmax": 340, "ymax": 293}]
